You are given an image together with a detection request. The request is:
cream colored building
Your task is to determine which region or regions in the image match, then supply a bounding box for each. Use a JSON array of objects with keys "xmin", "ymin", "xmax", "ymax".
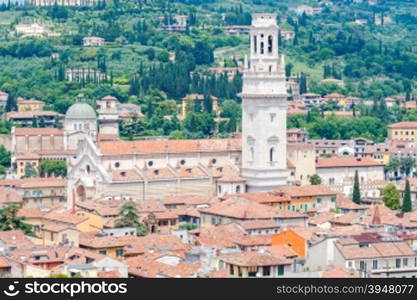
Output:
[
  {"xmin": 388, "ymin": 122, "xmax": 417, "ymax": 142},
  {"xmin": 287, "ymin": 143, "xmax": 316, "ymax": 185},
  {"xmin": 17, "ymin": 98, "xmax": 45, "ymax": 112}
]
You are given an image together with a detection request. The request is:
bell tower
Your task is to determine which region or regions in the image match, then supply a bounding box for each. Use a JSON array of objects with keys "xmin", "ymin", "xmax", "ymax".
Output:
[{"xmin": 240, "ymin": 13, "xmax": 288, "ymax": 192}]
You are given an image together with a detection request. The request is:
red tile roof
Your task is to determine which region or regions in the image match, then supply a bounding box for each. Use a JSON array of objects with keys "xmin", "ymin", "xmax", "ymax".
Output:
[
  {"xmin": 273, "ymin": 185, "xmax": 336, "ymax": 198},
  {"xmin": 0, "ymin": 256, "xmax": 10, "ymax": 268},
  {"xmin": 0, "ymin": 178, "xmax": 66, "ymax": 189},
  {"xmin": 219, "ymin": 251, "xmax": 292, "ymax": 267},
  {"xmin": 0, "ymin": 230, "xmax": 35, "ymax": 249},
  {"xmin": 316, "ymin": 157, "xmax": 383, "ymax": 168},
  {"xmin": 14, "ymin": 128, "xmax": 64, "ymax": 136},
  {"xmin": 388, "ymin": 121, "xmax": 417, "ymax": 129},
  {"xmin": 98, "ymin": 138, "xmax": 241, "ymax": 155},
  {"xmin": 201, "ymin": 197, "xmax": 304, "ymax": 220}
]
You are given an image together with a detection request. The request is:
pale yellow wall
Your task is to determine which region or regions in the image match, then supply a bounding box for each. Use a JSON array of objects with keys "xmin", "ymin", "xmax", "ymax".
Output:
[
  {"xmin": 18, "ymin": 103, "xmax": 44, "ymax": 112},
  {"xmin": 388, "ymin": 128, "xmax": 417, "ymax": 142}
]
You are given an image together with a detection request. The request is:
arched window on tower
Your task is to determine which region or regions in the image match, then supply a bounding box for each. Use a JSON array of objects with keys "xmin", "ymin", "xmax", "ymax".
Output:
[
  {"xmin": 250, "ymin": 147, "xmax": 255, "ymax": 162},
  {"xmin": 260, "ymin": 42, "xmax": 264, "ymax": 54},
  {"xmin": 253, "ymin": 36, "xmax": 257, "ymax": 53},
  {"xmin": 268, "ymin": 35, "xmax": 273, "ymax": 53},
  {"xmin": 270, "ymin": 147, "xmax": 275, "ymax": 163},
  {"xmin": 236, "ymin": 185, "xmax": 241, "ymax": 194}
]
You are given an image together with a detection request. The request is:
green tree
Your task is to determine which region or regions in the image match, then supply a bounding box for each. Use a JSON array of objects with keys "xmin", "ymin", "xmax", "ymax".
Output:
[
  {"xmin": 0, "ymin": 145, "xmax": 11, "ymax": 167},
  {"xmin": 400, "ymin": 157, "xmax": 415, "ymax": 176},
  {"xmin": 24, "ymin": 163, "xmax": 37, "ymax": 178},
  {"xmin": 309, "ymin": 174, "xmax": 322, "ymax": 185},
  {"xmin": 352, "ymin": 170, "xmax": 361, "ymax": 204},
  {"xmin": 39, "ymin": 160, "xmax": 67, "ymax": 177},
  {"xmin": 383, "ymin": 183, "xmax": 401, "ymax": 210},
  {"xmin": 0, "ymin": 205, "xmax": 34, "ymax": 236},
  {"xmin": 402, "ymin": 179, "xmax": 412, "ymax": 213},
  {"xmin": 5, "ymin": 92, "xmax": 16, "ymax": 112},
  {"xmin": 115, "ymin": 202, "xmax": 147, "ymax": 236}
]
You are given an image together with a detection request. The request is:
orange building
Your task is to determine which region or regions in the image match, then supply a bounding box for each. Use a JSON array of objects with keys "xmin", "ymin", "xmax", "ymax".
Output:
[{"xmin": 271, "ymin": 229, "xmax": 308, "ymax": 257}]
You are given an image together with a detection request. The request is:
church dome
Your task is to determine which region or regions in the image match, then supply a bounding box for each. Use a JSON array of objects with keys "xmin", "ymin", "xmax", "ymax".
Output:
[{"xmin": 65, "ymin": 97, "xmax": 96, "ymax": 120}]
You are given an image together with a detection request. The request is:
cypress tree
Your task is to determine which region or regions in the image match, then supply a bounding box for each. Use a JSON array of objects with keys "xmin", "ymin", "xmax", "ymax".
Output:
[
  {"xmin": 352, "ymin": 170, "xmax": 361, "ymax": 204},
  {"xmin": 402, "ymin": 179, "xmax": 412, "ymax": 213},
  {"xmin": 5, "ymin": 92, "xmax": 16, "ymax": 112}
]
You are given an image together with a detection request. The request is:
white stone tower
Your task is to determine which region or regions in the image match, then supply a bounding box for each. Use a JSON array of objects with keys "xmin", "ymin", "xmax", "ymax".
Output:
[{"xmin": 240, "ymin": 13, "xmax": 288, "ymax": 192}]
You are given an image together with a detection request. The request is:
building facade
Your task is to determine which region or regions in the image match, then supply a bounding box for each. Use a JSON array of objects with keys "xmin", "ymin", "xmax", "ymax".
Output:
[{"xmin": 240, "ymin": 14, "xmax": 288, "ymax": 191}]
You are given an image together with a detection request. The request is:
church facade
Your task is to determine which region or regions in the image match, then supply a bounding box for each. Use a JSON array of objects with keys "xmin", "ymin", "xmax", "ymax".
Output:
[{"xmin": 66, "ymin": 14, "xmax": 292, "ymax": 206}]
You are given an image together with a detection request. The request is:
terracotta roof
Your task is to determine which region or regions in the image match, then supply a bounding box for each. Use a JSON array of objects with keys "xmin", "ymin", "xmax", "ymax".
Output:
[
  {"xmin": 17, "ymin": 207, "xmax": 48, "ymax": 219},
  {"xmin": 219, "ymin": 251, "xmax": 292, "ymax": 267},
  {"xmin": 336, "ymin": 241, "xmax": 415, "ymax": 260},
  {"xmin": 76, "ymin": 201, "xmax": 120, "ymax": 217},
  {"xmin": 205, "ymin": 268, "xmax": 228, "ymax": 278},
  {"xmin": 14, "ymin": 128, "xmax": 64, "ymax": 136},
  {"xmin": 161, "ymin": 194, "xmax": 211, "ymax": 207},
  {"xmin": 0, "ymin": 230, "xmax": 35, "ymax": 249},
  {"xmin": 126, "ymin": 255, "xmax": 200, "ymax": 278},
  {"xmin": 273, "ymin": 185, "xmax": 336, "ymax": 198},
  {"xmin": 145, "ymin": 168, "xmax": 176, "ymax": 180},
  {"xmin": 0, "ymin": 256, "xmax": 11, "ymax": 268},
  {"xmin": 79, "ymin": 232, "xmax": 129, "ymax": 249},
  {"xmin": 153, "ymin": 211, "xmax": 178, "ymax": 220},
  {"xmin": 196, "ymin": 223, "xmax": 245, "ymax": 248},
  {"xmin": 122, "ymin": 234, "xmax": 188, "ymax": 255},
  {"xmin": 43, "ymin": 223, "xmax": 76, "ymax": 233},
  {"xmin": 308, "ymin": 212, "xmax": 336, "ymax": 226},
  {"xmin": 177, "ymin": 166, "xmax": 207, "ymax": 179},
  {"xmin": 0, "ymin": 178, "xmax": 66, "ymax": 189},
  {"xmin": 331, "ymin": 213, "xmax": 361, "ymax": 225},
  {"xmin": 201, "ymin": 197, "xmax": 304, "ymax": 220},
  {"xmin": 234, "ymin": 234, "xmax": 273, "ymax": 247},
  {"xmin": 321, "ymin": 265, "xmax": 359, "ymax": 278},
  {"xmin": 98, "ymin": 138, "xmax": 241, "ymax": 155},
  {"xmin": 0, "ymin": 188, "xmax": 23, "ymax": 205},
  {"xmin": 266, "ymin": 245, "xmax": 298, "ymax": 258},
  {"xmin": 288, "ymin": 108, "xmax": 308, "ymax": 115},
  {"xmin": 316, "ymin": 157, "xmax": 383, "ymax": 168},
  {"xmin": 42, "ymin": 209, "xmax": 88, "ymax": 225},
  {"xmin": 214, "ymin": 165, "xmax": 245, "ymax": 183},
  {"xmin": 112, "ymin": 169, "xmax": 143, "ymax": 182},
  {"xmin": 388, "ymin": 122, "xmax": 417, "ymax": 129}
]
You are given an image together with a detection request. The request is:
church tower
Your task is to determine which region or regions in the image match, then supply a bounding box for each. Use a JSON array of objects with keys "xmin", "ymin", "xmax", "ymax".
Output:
[{"xmin": 241, "ymin": 13, "xmax": 288, "ymax": 192}]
